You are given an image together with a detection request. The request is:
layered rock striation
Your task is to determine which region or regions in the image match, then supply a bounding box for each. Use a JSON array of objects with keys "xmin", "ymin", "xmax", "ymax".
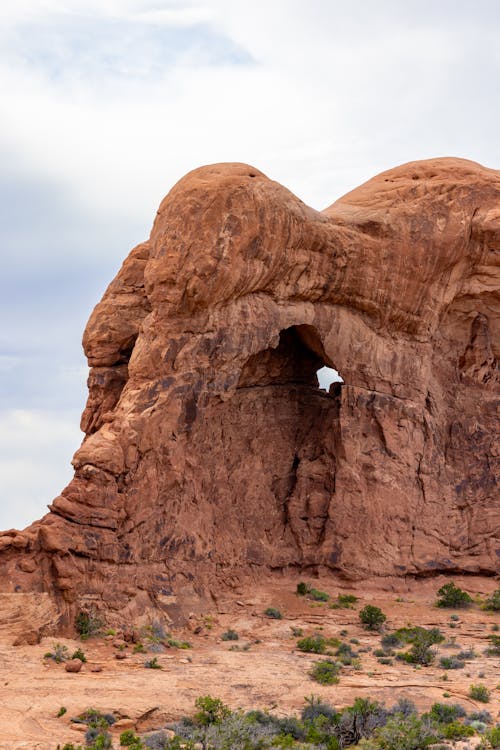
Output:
[{"xmin": 0, "ymin": 158, "xmax": 499, "ymax": 625}]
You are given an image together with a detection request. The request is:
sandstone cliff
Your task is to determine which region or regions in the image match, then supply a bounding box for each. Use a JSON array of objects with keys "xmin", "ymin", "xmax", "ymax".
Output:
[{"xmin": 0, "ymin": 158, "xmax": 498, "ymax": 627}]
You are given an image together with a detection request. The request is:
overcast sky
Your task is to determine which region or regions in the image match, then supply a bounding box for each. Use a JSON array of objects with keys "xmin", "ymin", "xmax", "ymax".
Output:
[{"xmin": 1, "ymin": 0, "xmax": 499, "ymax": 530}]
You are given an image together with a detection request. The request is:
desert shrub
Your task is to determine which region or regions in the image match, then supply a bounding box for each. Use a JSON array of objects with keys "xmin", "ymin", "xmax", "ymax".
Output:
[
  {"xmin": 120, "ymin": 729, "xmax": 142, "ymax": 746},
  {"xmin": 296, "ymin": 581, "xmax": 311, "ymax": 596},
  {"xmin": 338, "ymin": 594, "xmax": 358, "ymax": 607},
  {"xmin": 436, "ymin": 582, "xmax": 473, "ymax": 608},
  {"xmin": 144, "ymin": 656, "xmax": 162, "ymax": 669},
  {"xmin": 221, "ymin": 629, "xmax": 239, "ymax": 641},
  {"xmin": 166, "ymin": 638, "xmax": 191, "ymax": 649},
  {"xmin": 84, "ymin": 727, "xmax": 112, "ymax": 748},
  {"xmin": 381, "ymin": 633, "xmax": 402, "ymax": 649},
  {"xmin": 439, "ymin": 656, "xmax": 464, "ymax": 669},
  {"xmin": 441, "ymin": 721, "xmax": 474, "ymax": 740},
  {"xmin": 290, "ymin": 626, "xmax": 303, "ymax": 637},
  {"xmin": 264, "ymin": 607, "xmax": 282, "ymax": 619},
  {"xmin": 194, "ymin": 695, "xmax": 231, "ymax": 726},
  {"xmin": 469, "ymin": 684, "xmax": 490, "ymax": 702},
  {"xmin": 483, "ymin": 588, "xmax": 500, "ymax": 611},
  {"xmin": 301, "ymin": 696, "xmax": 337, "ymax": 723},
  {"xmin": 75, "ymin": 609, "xmax": 103, "ymax": 639},
  {"xmin": 487, "ymin": 726, "xmax": 500, "ymax": 748},
  {"xmin": 429, "ymin": 703, "xmax": 466, "ymax": 723},
  {"xmin": 362, "ymin": 713, "xmax": 438, "ymax": 750},
  {"xmin": 486, "ymin": 634, "xmax": 500, "ymax": 656},
  {"xmin": 456, "ymin": 647, "xmax": 476, "ymax": 660},
  {"xmin": 144, "ymin": 731, "xmax": 179, "ymax": 749},
  {"xmin": 44, "ymin": 643, "xmax": 69, "ymax": 663},
  {"xmin": 466, "ymin": 710, "xmax": 492, "ymax": 724},
  {"xmin": 309, "ymin": 588, "xmax": 329, "ymax": 602},
  {"xmin": 388, "ymin": 698, "xmax": 417, "ymax": 718},
  {"xmin": 377, "ymin": 657, "xmax": 393, "ymax": 665},
  {"xmin": 133, "ymin": 643, "xmax": 146, "ymax": 653},
  {"xmin": 77, "ymin": 708, "xmax": 116, "ymax": 727},
  {"xmin": 57, "ymin": 706, "xmax": 67, "ymax": 717},
  {"xmin": 297, "ymin": 635, "xmax": 327, "ymax": 654},
  {"xmin": 359, "ymin": 605, "xmax": 386, "ymax": 631},
  {"xmin": 309, "ymin": 659, "xmax": 341, "ymax": 685},
  {"xmin": 393, "ymin": 626, "xmax": 444, "ymax": 645},
  {"xmin": 71, "ymin": 648, "xmax": 87, "ymax": 663}
]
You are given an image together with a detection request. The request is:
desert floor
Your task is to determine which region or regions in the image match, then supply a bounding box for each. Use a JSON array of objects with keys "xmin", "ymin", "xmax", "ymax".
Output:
[{"xmin": 0, "ymin": 574, "xmax": 498, "ymax": 749}]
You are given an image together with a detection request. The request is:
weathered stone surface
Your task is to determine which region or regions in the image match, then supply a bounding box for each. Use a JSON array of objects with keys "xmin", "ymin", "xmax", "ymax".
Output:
[{"xmin": 0, "ymin": 158, "xmax": 498, "ymax": 628}]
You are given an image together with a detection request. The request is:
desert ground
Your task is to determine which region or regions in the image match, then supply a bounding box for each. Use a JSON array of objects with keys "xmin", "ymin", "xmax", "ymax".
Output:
[{"xmin": 0, "ymin": 574, "xmax": 498, "ymax": 749}]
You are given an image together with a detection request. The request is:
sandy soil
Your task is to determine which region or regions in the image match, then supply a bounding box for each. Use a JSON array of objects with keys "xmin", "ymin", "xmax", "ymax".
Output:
[{"xmin": 0, "ymin": 574, "xmax": 498, "ymax": 749}]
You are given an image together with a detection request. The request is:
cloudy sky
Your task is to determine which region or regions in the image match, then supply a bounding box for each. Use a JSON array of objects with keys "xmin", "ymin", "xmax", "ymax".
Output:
[{"xmin": 1, "ymin": 0, "xmax": 499, "ymax": 530}]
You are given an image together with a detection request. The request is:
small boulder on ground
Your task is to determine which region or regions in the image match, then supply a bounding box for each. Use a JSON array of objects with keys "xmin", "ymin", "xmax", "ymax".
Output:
[{"xmin": 65, "ymin": 659, "xmax": 83, "ymax": 673}]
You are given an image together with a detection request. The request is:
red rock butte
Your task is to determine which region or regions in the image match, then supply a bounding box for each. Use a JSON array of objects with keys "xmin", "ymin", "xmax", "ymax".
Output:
[{"xmin": 0, "ymin": 158, "xmax": 499, "ymax": 630}]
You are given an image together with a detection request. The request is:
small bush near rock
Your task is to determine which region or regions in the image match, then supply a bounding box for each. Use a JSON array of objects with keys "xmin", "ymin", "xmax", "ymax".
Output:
[
  {"xmin": 435, "ymin": 582, "xmax": 473, "ymax": 608},
  {"xmin": 120, "ymin": 729, "xmax": 142, "ymax": 746},
  {"xmin": 264, "ymin": 607, "xmax": 282, "ymax": 619},
  {"xmin": 441, "ymin": 721, "xmax": 474, "ymax": 740},
  {"xmin": 71, "ymin": 648, "xmax": 87, "ymax": 662},
  {"xmin": 221, "ymin": 629, "xmax": 239, "ymax": 641},
  {"xmin": 487, "ymin": 726, "xmax": 500, "ymax": 748},
  {"xmin": 44, "ymin": 643, "xmax": 69, "ymax": 663},
  {"xmin": 57, "ymin": 706, "xmax": 67, "ymax": 717},
  {"xmin": 359, "ymin": 605, "xmax": 386, "ymax": 631},
  {"xmin": 194, "ymin": 695, "xmax": 231, "ymax": 726},
  {"xmin": 469, "ymin": 684, "xmax": 490, "ymax": 702},
  {"xmin": 309, "ymin": 659, "xmax": 341, "ymax": 685}
]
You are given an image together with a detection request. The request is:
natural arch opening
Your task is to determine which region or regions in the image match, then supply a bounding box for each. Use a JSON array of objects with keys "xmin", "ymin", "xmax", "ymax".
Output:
[{"xmin": 237, "ymin": 325, "xmax": 343, "ymax": 393}]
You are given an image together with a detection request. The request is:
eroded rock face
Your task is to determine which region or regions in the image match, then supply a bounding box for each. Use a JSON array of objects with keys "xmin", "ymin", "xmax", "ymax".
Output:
[{"xmin": 0, "ymin": 158, "xmax": 498, "ymax": 626}]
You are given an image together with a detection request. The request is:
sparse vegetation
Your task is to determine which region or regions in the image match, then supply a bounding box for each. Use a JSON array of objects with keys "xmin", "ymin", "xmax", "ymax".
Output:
[
  {"xmin": 483, "ymin": 588, "xmax": 500, "ymax": 611},
  {"xmin": 75, "ymin": 609, "xmax": 103, "ymax": 639},
  {"xmin": 57, "ymin": 706, "xmax": 67, "ymax": 717},
  {"xmin": 435, "ymin": 582, "xmax": 473, "ymax": 608},
  {"xmin": 296, "ymin": 581, "xmax": 311, "ymax": 596},
  {"xmin": 144, "ymin": 656, "xmax": 162, "ymax": 669},
  {"xmin": 468, "ymin": 684, "xmax": 490, "ymax": 702},
  {"xmin": 71, "ymin": 648, "xmax": 87, "ymax": 662},
  {"xmin": 309, "ymin": 659, "xmax": 341, "ymax": 685},
  {"xmin": 264, "ymin": 607, "xmax": 282, "ymax": 619},
  {"xmin": 296, "ymin": 634, "xmax": 339, "ymax": 654},
  {"xmin": 485, "ymin": 634, "xmax": 500, "ymax": 656},
  {"xmin": 330, "ymin": 593, "xmax": 358, "ymax": 609},
  {"xmin": 44, "ymin": 643, "xmax": 69, "ymax": 663},
  {"xmin": 359, "ymin": 605, "xmax": 386, "ymax": 631},
  {"xmin": 221, "ymin": 629, "xmax": 239, "ymax": 641}
]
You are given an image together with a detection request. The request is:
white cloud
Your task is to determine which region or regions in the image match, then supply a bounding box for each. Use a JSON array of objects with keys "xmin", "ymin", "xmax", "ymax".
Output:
[{"xmin": 0, "ymin": 409, "xmax": 82, "ymax": 530}]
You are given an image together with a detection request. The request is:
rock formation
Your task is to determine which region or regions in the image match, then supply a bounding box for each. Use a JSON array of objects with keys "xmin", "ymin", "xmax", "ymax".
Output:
[{"xmin": 0, "ymin": 158, "xmax": 498, "ymax": 627}]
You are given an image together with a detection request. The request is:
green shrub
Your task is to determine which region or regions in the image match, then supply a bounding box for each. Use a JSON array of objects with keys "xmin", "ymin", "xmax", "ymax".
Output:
[
  {"xmin": 309, "ymin": 659, "xmax": 341, "ymax": 685},
  {"xmin": 483, "ymin": 589, "xmax": 500, "ymax": 611},
  {"xmin": 486, "ymin": 634, "xmax": 500, "ymax": 656},
  {"xmin": 44, "ymin": 643, "xmax": 69, "ymax": 663},
  {"xmin": 71, "ymin": 648, "xmax": 87, "ymax": 663},
  {"xmin": 296, "ymin": 634, "xmax": 339, "ymax": 654},
  {"xmin": 442, "ymin": 721, "xmax": 474, "ymax": 740},
  {"xmin": 296, "ymin": 582, "xmax": 311, "ymax": 596},
  {"xmin": 359, "ymin": 605, "xmax": 386, "ymax": 631},
  {"xmin": 57, "ymin": 706, "xmax": 67, "ymax": 717},
  {"xmin": 309, "ymin": 588, "xmax": 329, "ymax": 602},
  {"xmin": 221, "ymin": 629, "xmax": 239, "ymax": 641},
  {"xmin": 120, "ymin": 729, "xmax": 142, "ymax": 746},
  {"xmin": 468, "ymin": 684, "xmax": 490, "ymax": 702},
  {"xmin": 194, "ymin": 695, "xmax": 231, "ymax": 726},
  {"xmin": 75, "ymin": 609, "xmax": 103, "ymax": 639},
  {"xmin": 264, "ymin": 607, "xmax": 282, "ymax": 619},
  {"xmin": 439, "ymin": 656, "xmax": 464, "ymax": 669},
  {"xmin": 167, "ymin": 638, "xmax": 191, "ymax": 649},
  {"xmin": 429, "ymin": 703, "xmax": 466, "ymax": 723},
  {"xmin": 144, "ymin": 656, "xmax": 162, "ymax": 669},
  {"xmin": 436, "ymin": 582, "xmax": 473, "ymax": 608},
  {"xmin": 487, "ymin": 726, "xmax": 500, "ymax": 748}
]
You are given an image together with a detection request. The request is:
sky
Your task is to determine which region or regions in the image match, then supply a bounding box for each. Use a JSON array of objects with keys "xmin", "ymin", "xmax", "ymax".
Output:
[{"xmin": 1, "ymin": 0, "xmax": 499, "ymax": 530}]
